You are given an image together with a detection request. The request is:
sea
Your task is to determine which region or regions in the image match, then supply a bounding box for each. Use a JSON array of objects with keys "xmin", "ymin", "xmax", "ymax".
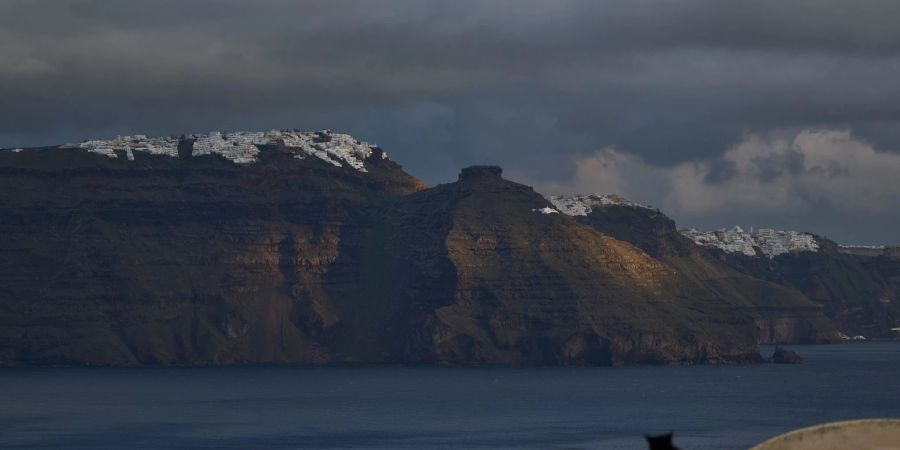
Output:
[{"xmin": 1, "ymin": 342, "xmax": 899, "ymax": 449}]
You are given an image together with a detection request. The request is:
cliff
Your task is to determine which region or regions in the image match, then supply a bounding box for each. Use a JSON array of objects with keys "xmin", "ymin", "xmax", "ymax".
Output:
[
  {"xmin": 2, "ymin": 133, "xmax": 864, "ymax": 366},
  {"xmin": 0, "ymin": 137, "xmax": 424, "ymax": 365},
  {"xmin": 717, "ymin": 239, "xmax": 900, "ymax": 338},
  {"xmin": 548, "ymin": 197, "xmax": 839, "ymax": 344},
  {"xmin": 0, "ymin": 139, "xmax": 767, "ymax": 366},
  {"xmin": 368, "ymin": 167, "xmax": 762, "ymax": 365}
]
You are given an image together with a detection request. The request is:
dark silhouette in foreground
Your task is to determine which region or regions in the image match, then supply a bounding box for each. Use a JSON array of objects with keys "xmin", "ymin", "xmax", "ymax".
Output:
[{"xmin": 646, "ymin": 432, "xmax": 680, "ymax": 449}]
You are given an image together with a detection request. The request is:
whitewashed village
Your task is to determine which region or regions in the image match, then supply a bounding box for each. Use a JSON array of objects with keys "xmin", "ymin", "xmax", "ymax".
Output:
[
  {"xmin": 56, "ymin": 129, "xmax": 385, "ymax": 172},
  {"xmin": 545, "ymin": 194, "xmax": 821, "ymax": 259},
  {"xmin": 548, "ymin": 193, "xmax": 653, "ymax": 216},
  {"xmin": 680, "ymin": 226, "xmax": 820, "ymax": 258}
]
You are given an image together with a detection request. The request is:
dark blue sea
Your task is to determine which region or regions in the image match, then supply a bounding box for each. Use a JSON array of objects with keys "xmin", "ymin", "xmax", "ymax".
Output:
[{"xmin": 2, "ymin": 342, "xmax": 899, "ymax": 449}]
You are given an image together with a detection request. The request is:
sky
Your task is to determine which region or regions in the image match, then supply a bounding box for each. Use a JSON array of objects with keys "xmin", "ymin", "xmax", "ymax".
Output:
[{"xmin": 1, "ymin": 0, "xmax": 899, "ymax": 244}]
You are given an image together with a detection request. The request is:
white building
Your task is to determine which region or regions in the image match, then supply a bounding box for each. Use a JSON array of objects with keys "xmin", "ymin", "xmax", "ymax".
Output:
[{"xmin": 680, "ymin": 226, "xmax": 819, "ymax": 258}]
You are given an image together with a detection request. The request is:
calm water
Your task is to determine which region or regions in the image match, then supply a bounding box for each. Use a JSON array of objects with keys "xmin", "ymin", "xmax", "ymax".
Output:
[{"xmin": 2, "ymin": 342, "xmax": 899, "ymax": 450}]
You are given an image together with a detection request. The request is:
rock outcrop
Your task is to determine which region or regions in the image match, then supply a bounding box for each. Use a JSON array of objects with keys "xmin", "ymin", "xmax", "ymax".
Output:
[{"xmin": 771, "ymin": 347, "xmax": 803, "ymax": 364}]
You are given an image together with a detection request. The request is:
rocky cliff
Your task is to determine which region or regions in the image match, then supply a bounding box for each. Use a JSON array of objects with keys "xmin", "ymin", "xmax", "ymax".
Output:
[
  {"xmin": 0, "ymin": 137, "xmax": 424, "ymax": 365},
  {"xmin": 0, "ymin": 133, "xmax": 854, "ymax": 366},
  {"xmin": 370, "ymin": 167, "xmax": 762, "ymax": 365},
  {"xmin": 718, "ymin": 239, "xmax": 900, "ymax": 338},
  {"xmin": 548, "ymin": 197, "xmax": 840, "ymax": 344}
]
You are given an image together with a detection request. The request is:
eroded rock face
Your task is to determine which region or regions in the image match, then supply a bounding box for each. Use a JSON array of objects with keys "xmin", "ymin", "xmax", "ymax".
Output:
[
  {"xmin": 753, "ymin": 309, "xmax": 839, "ymax": 344},
  {"xmin": 0, "ymin": 144, "xmax": 424, "ymax": 365},
  {"xmin": 458, "ymin": 165, "xmax": 503, "ymax": 181},
  {"xmin": 559, "ymin": 202, "xmax": 840, "ymax": 344},
  {"xmin": 717, "ymin": 239, "xmax": 900, "ymax": 339},
  {"xmin": 369, "ymin": 168, "xmax": 763, "ymax": 365},
  {"xmin": 0, "ymin": 145, "xmax": 811, "ymax": 366},
  {"xmin": 0, "ymin": 153, "xmax": 768, "ymax": 366}
]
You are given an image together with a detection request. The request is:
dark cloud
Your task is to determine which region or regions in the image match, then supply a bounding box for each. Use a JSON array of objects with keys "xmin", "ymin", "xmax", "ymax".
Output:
[
  {"xmin": 526, "ymin": 130, "xmax": 900, "ymax": 245},
  {"xmin": 752, "ymin": 148, "xmax": 805, "ymax": 182},
  {"xmin": 1, "ymin": 0, "xmax": 899, "ymax": 242},
  {"xmin": 703, "ymin": 158, "xmax": 739, "ymax": 184}
]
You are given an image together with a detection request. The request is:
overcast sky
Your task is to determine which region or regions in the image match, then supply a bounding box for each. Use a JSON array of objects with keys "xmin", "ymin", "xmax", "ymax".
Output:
[{"xmin": 2, "ymin": 0, "xmax": 899, "ymax": 244}]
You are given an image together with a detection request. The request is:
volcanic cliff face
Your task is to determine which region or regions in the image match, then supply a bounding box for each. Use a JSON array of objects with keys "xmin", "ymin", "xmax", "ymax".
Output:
[
  {"xmin": 0, "ymin": 136, "xmax": 424, "ymax": 365},
  {"xmin": 713, "ymin": 239, "xmax": 900, "ymax": 338},
  {"xmin": 361, "ymin": 167, "xmax": 762, "ymax": 365},
  {"xmin": 548, "ymin": 196, "xmax": 840, "ymax": 344},
  {"xmin": 0, "ymin": 138, "xmax": 767, "ymax": 366}
]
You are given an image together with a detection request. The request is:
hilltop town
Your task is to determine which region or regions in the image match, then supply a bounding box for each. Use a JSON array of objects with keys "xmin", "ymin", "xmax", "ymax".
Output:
[
  {"xmin": 547, "ymin": 194, "xmax": 822, "ymax": 259},
  {"xmin": 680, "ymin": 226, "xmax": 819, "ymax": 258},
  {"xmin": 53, "ymin": 129, "xmax": 385, "ymax": 171},
  {"xmin": 548, "ymin": 193, "xmax": 652, "ymax": 216}
]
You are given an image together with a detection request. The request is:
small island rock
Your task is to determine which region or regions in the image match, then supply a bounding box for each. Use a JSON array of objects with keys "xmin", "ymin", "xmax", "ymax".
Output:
[{"xmin": 772, "ymin": 347, "xmax": 804, "ymax": 364}]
